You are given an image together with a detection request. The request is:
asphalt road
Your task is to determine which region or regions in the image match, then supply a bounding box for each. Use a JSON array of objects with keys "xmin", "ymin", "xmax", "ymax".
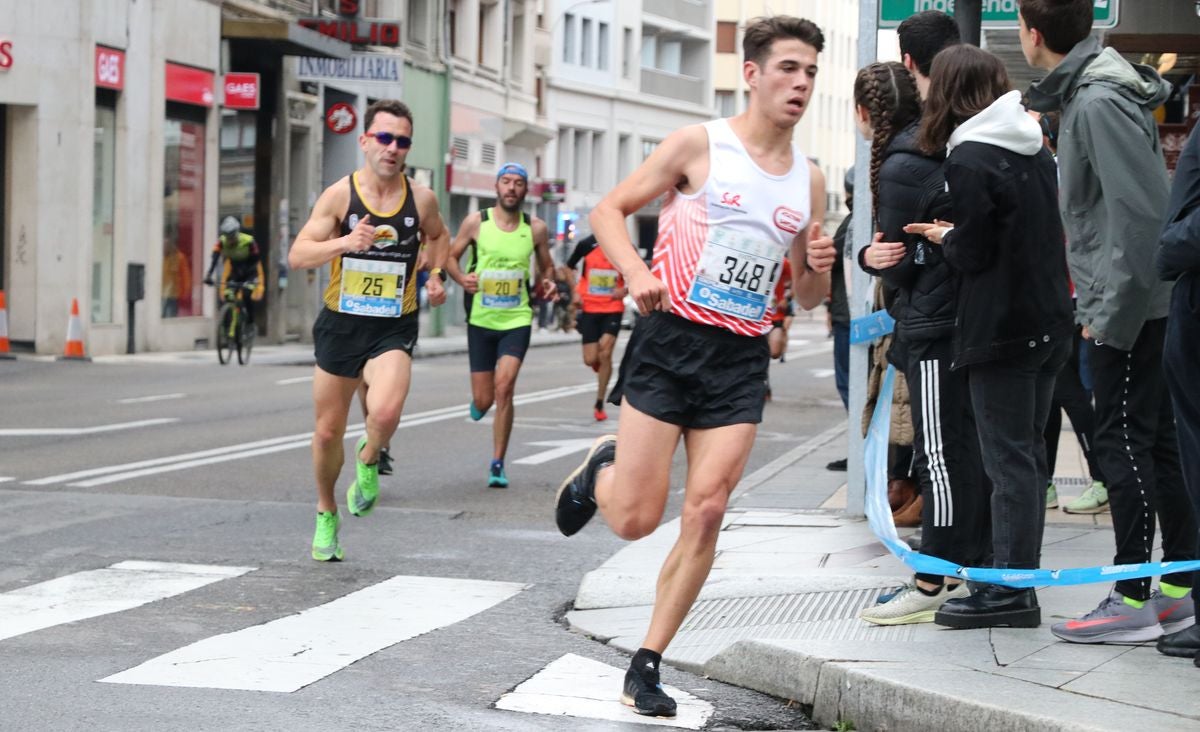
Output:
[{"xmin": 0, "ymin": 321, "xmax": 843, "ymax": 731}]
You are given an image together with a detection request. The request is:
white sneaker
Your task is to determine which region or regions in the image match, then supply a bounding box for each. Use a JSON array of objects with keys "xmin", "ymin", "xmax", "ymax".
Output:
[{"xmin": 859, "ymin": 582, "xmax": 971, "ymax": 625}]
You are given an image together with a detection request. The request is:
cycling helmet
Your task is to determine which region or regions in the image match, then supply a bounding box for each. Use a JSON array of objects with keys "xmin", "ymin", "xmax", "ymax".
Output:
[{"xmin": 220, "ymin": 216, "xmax": 241, "ymax": 236}]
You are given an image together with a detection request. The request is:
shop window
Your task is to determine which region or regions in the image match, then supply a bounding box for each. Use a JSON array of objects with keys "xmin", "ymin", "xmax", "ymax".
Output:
[
  {"xmin": 218, "ymin": 109, "xmax": 256, "ymax": 251},
  {"xmin": 162, "ymin": 103, "xmax": 206, "ymax": 319},
  {"xmin": 92, "ymin": 90, "xmax": 117, "ymax": 323}
]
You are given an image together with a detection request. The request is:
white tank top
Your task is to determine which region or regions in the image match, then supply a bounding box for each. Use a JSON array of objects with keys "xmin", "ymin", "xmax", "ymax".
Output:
[{"xmin": 652, "ymin": 118, "xmax": 811, "ymax": 336}]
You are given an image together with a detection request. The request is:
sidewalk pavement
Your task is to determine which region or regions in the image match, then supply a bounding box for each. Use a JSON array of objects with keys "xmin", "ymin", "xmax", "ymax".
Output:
[
  {"xmin": 86, "ymin": 322, "xmax": 578, "ymax": 366},
  {"xmin": 567, "ymin": 425, "xmax": 1200, "ymax": 731}
]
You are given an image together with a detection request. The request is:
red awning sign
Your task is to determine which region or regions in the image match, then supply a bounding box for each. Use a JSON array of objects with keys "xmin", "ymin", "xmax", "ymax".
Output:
[
  {"xmin": 95, "ymin": 46, "xmax": 124, "ymax": 90},
  {"xmin": 326, "ymin": 102, "xmax": 357, "ymax": 134},
  {"xmin": 223, "ymin": 72, "xmax": 260, "ymax": 110},
  {"xmin": 165, "ymin": 62, "xmax": 214, "ymax": 107}
]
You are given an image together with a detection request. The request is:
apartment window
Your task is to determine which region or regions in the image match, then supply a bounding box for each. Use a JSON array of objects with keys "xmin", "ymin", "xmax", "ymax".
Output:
[
  {"xmin": 478, "ymin": 1, "xmax": 499, "ymax": 68},
  {"xmin": 716, "ymin": 21, "xmax": 737, "ymax": 54},
  {"xmin": 558, "ymin": 128, "xmax": 573, "ymax": 187},
  {"xmin": 449, "ymin": 0, "xmax": 461, "ymax": 57},
  {"xmin": 622, "ymin": 27, "xmax": 633, "ymax": 78},
  {"xmin": 591, "ymin": 132, "xmax": 604, "ymax": 191},
  {"xmin": 93, "ymin": 90, "xmax": 117, "ymax": 324},
  {"xmin": 162, "ymin": 103, "xmax": 207, "ymax": 319},
  {"xmin": 597, "ymin": 22, "xmax": 609, "ymax": 71},
  {"xmin": 574, "ymin": 129, "xmax": 589, "ymax": 191},
  {"xmin": 641, "ymin": 34, "xmax": 655, "ymax": 69},
  {"xmin": 511, "ymin": 11, "xmax": 526, "ymax": 81},
  {"xmin": 658, "ymin": 39, "xmax": 681, "ymax": 74},
  {"xmin": 641, "ymin": 138, "xmax": 659, "ymax": 160},
  {"xmin": 563, "ymin": 13, "xmax": 575, "ymax": 64},
  {"xmin": 581, "ymin": 18, "xmax": 593, "ymax": 67},
  {"xmin": 716, "ymin": 90, "xmax": 735, "ymax": 118},
  {"xmin": 618, "ymin": 133, "xmax": 631, "ymax": 180},
  {"xmin": 406, "ymin": 0, "xmax": 429, "ymax": 47}
]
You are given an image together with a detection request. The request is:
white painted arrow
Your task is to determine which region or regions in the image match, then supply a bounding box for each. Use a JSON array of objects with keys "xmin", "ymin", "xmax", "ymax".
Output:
[{"xmin": 514, "ymin": 438, "xmax": 599, "ymax": 466}]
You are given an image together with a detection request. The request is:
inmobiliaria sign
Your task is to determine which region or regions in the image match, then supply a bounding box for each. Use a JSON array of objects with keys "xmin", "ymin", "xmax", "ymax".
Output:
[{"xmin": 299, "ymin": 0, "xmax": 400, "ymax": 46}]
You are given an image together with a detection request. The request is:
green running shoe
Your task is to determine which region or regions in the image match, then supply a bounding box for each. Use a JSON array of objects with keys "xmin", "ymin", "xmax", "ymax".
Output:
[
  {"xmin": 1046, "ymin": 481, "xmax": 1059, "ymax": 509},
  {"xmin": 1063, "ymin": 480, "xmax": 1108, "ymax": 514},
  {"xmin": 347, "ymin": 435, "xmax": 380, "ymax": 516},
  {"xmin": 311, "ymin": 511, "xmax": 344, "ymax": 562}
]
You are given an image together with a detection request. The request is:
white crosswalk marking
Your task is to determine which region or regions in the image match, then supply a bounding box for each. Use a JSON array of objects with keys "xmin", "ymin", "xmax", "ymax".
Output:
[
  {"xmin": 0, "ymin": 561, "xmax": 255, "ymax": 643},
  {"xmin": 101, "ymin": 575, "xmax": 527, "ymax": 692},
  {"xmin": 495, "ymin": 654, "xmax": 713, "ymax": 729}
]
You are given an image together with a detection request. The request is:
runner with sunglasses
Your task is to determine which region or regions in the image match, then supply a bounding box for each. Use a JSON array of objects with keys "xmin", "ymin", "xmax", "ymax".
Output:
[{"xmin": 289, "ymin": 99, "xmax": 450, "ymax": 561}]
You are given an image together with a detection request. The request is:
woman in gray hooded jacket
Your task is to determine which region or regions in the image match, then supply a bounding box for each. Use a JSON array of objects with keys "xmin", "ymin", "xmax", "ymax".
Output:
[{"xmin": 905, "ymin": 44, "xmax": 1073, "ymax": 630}]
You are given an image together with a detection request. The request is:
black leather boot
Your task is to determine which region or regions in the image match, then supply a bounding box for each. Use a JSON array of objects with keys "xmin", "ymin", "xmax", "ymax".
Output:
[
  {"xmin": 1158, "ymin": 622, "xmax": 1200, "ymax": 658},
  {"xmin": 934, "ymin": 584, "xmax": 1040, "ymax": 629}
]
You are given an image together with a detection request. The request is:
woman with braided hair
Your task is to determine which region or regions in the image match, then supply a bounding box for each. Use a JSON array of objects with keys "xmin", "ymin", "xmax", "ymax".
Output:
[{"xmin": 854, "ymin": 61, "xmax": 992, "ymax": 626}]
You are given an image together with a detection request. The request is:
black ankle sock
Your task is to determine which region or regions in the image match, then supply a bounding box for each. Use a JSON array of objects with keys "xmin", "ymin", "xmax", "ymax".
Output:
[
  {"xmin": 631, "ymin": 648, "xmax": 662, "ymax": 672},
  {"xmin": 595, "ymin": 399, "xmax": 604, "ymax": 410},
  {"xmin": 916, "ymin": 584, "xmax": 942, "ymax": 597}
]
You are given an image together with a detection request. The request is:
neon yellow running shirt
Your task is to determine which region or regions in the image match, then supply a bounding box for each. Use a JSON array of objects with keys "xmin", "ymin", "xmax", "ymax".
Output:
[{"xmin": 469, "ymin": 208, "xmax": 534, "ymax": 330}]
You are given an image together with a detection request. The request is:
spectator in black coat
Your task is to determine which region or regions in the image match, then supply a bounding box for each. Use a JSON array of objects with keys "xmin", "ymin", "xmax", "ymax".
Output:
[
  {"xmin": 905, "ymin": 44, "xmax": 1073, "ymax": 630},
  {"xmin": 1154, "ymin": 124, "xmax": 1200, "ymax": 661}
]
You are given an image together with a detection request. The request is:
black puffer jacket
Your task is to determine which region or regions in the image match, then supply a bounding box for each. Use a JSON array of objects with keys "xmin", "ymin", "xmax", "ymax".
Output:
[{"xmin": 858, "ymin": 122, "xmax": 956, "ymax": 342}]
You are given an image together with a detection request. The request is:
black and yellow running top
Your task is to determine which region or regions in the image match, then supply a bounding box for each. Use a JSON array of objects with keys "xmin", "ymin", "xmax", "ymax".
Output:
[{"xmin": 322, "ymin": 172, "xmax": 421, "ymax": 317}]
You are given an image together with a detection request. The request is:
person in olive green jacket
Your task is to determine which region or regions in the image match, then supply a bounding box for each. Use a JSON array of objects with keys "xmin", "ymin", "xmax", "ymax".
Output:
[{"xmin": 1020, "ymin": 0, "xmax": 1195, "ymax": 645}]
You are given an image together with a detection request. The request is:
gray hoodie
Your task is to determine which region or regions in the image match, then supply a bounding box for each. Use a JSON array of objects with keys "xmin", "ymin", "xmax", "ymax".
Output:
[{"xmin": 1028, "ymin": 37, "xmax": 1173, "ymax": 351}]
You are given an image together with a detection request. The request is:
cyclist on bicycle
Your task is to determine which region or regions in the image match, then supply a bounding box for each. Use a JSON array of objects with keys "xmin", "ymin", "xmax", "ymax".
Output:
[{"xmin": 205, "ymin": 216, "xmax": 264, "ymax": 321}]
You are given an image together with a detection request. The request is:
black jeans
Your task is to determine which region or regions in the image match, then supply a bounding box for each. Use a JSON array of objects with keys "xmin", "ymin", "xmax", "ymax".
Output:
[
  {"xmin": 905, "ymin": 338, "xmax": 991, "ymax": 582},
  {"xmin": 1092, "ymin": 317, "xmax": 1196, "ymax": 600},
  {"xmin": 967, "ymin": 338, "xmax": 1070, "ymax": 569},
  {"xmin": 1163, "ymin": 276, "xmax": 1200, "ymax": 607},
  {"xmin": 1044, "ymin": 329, "xmax": 1105, "ymax": 483}
]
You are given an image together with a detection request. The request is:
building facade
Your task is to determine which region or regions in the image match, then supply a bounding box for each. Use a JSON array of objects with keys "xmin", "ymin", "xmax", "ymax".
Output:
[
  {"xmin": 714, "ymin": 1, "xmax": 858, "ymax": 217},
  {"xmin": 544, "ymin": 0, "xmax": 715, "ymax": 263}
]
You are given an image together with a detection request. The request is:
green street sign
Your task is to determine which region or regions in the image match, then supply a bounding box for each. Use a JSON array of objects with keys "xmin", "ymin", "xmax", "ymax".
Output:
[{"xmin": 879, "ymin": 0, "xmax": 1119, "ymax": 30}]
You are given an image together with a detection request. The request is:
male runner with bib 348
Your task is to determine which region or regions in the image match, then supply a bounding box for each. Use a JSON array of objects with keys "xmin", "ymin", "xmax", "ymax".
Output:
[
  {"xmin": 553, "ymin": 17, "xmax": 836, "ymax": 717},
  {"xmin": 288, "ymin": 99, "xmax": 449, "ymax": 562}
]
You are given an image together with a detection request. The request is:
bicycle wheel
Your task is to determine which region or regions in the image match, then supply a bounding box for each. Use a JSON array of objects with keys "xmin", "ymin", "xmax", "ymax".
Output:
[
  {"xmin": 216, "ymin": 304, "xmax": 235, "ymax": 365},
  {"xmin": 236, "ymin": 310, "xmax": 255, "ymax": 365}
]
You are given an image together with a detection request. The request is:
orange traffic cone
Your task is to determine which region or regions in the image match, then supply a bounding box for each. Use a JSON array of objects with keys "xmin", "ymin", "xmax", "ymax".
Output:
[
  {"xmin": 58, "ymin": 297, "xmax": 91, "ymax": 362},
  {"xmin": 0, "ymin": 290, "xmax": 14, "ymax": 360}
]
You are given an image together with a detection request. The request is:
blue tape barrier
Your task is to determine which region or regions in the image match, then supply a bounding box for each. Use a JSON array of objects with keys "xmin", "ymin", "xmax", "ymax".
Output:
[
  {"xmin": 864, "ymin": 364, "xmax": 1200, "ymax": 588},
  {"xmin": 850, "ymin": 309, "xmax": 895, "ymax": 345}
]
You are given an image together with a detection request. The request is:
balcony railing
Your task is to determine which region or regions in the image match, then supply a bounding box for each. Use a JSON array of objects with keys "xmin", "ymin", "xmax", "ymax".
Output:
[
  {"xmin": 640, "ymin": 67, "xmax": 705, "ymax": 106},
  {"xmin": 643, "ymin": 0, "xmax": 707, "ymax": 31}
]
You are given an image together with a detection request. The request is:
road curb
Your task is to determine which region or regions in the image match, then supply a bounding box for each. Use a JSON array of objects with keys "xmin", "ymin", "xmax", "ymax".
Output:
[{"xmin": 700, "ymin": 639, "xmax": 1192, "ymax": 732}]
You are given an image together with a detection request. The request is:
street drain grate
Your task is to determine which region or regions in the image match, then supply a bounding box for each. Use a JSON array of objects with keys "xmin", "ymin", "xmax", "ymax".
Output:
[
  {"xmin": 665, "ymin": 589, "xmax": 915, "ymax": 667},
  {"xmin": 682, "ymin": 588, "xmax": 881, "ymax": 631}
]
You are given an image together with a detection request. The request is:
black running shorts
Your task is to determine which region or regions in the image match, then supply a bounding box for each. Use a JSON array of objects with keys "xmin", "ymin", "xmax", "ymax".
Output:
[
  {"xmin": 468, "ymin": 324, "xmax": 532, "ymax": 372},
  {"xmin": 313, "ymin": 307, "xmax": 417, "ymax": 378},
  {"xmin": 613, "ymin": 311, "xmax": 769, "ymax": 428},
  {"xmin": 576, "ymin": 311, "xmax": 622, "ymax": 344}
]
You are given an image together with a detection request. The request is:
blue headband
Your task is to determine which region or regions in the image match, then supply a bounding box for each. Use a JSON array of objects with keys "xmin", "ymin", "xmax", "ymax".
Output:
[{"xmin": 496, "ymin": 162, "xmax": 528, "ymax": 181}]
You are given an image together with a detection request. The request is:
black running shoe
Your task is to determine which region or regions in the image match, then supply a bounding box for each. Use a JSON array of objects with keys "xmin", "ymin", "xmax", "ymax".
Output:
[
  {"xmin": 621, "ymin": 662, "xmax": 677, "ymax": 717},
  {"xmin": 555, "ymin": 435, "xmax": 615, "ymax": 536},
  {"xmin": 378, "ymin": 447, "xmax": 394, "ymax": 476}
]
